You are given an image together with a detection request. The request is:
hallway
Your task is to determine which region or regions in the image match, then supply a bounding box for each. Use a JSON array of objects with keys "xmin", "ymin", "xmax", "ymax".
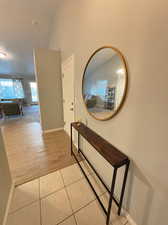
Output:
[
  {"xmin": 1, "ymin": 107, "xmax": 78, "ymax": 186},
  {"xmin": 6, "ymin": 162, "xmax": 129, "ymax": 225}
]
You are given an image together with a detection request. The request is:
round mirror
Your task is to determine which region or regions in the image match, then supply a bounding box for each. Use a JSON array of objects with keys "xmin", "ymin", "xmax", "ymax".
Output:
[{"xmin": 82, "ymin": 46, "xmax": 128, "ymax": 120}]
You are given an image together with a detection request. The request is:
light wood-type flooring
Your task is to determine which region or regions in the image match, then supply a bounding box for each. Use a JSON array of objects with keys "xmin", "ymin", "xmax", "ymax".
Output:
[{"xmin": 1, "ymin": 106, "xmax": 79, "ymax": 186}]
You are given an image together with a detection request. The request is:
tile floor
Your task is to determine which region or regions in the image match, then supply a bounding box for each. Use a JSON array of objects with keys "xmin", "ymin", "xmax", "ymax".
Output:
[{"xmin": 7, "ymin": 161, "xmax": 129, "ymax": 225}]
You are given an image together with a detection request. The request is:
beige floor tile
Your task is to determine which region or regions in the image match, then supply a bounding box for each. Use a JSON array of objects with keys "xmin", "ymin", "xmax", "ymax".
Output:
[
  {"xmin": 75, "ymin": 200, "xmax": 106, "ymax": 225},
  {"xmin": 66, "ymin": 178, "xmax": 95, "ymax": 212},
  {"xmin": 41, "ymin": 188, "xmax": 73, "ymax": 225},
  {"xmin": 40, "ymin": 170, "xmax": 64, "ymax": 198},
  {"xmin": 87, "ymin": 173, "xmax": 106, "ymax": 196},
  {"xmin": 75, "ymin": 200, "xmax": 123, "ymax": 225},
  {"xmin": 7, "ymin": 202, "xmax": 40, "ymax": 225},
  {"xmin": 61, "ymin": 163, "xmax": 83, "ymax": 186},
  {"xmin": 10, "ymin": 179, "xmax": 39, "ymax": 213},
  {"xmin": 100, "ymin": 193, "xmax": 128, "ymax": 225},
  {"xmin": 79, "ymin": 160, "xmax": 93, "ymax": 176},
  {"xmin": 59, "ymin": 216, "xmax": 76, "ymax": 225}
]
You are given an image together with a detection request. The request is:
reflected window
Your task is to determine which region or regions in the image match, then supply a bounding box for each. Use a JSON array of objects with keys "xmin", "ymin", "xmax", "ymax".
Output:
[{"xmin": 96, "ymin": 80, "xmax": 107, "ymax": 100}]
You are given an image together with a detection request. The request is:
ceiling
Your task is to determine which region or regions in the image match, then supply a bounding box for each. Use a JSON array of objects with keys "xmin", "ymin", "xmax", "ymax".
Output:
[
  {"xmin": 0, "ymin": 0, "xmax": 59, "ymax": 77},
  {"xmin": 86, "ymin": 48, "xmax": 116, "ymax": 75}
]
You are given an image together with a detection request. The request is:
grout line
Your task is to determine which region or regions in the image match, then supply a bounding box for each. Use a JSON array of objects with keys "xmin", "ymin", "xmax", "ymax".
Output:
[
  {"xmin": 9, "ymin": 178, "xmax": 40, "ymax": 215},
  {"xmin": 10, "ymin": 163, "xmax": 125, "ymax": 225},
  {"xmin": 72, "ymin": 198, "xmax": 96, "ymax": 214},
  {"xmin": 51, "ymin": 188, "xmax": 97, "ymax": 225},
  {"xmin": 15, "ymin": 161, "xmax": 88, "ymax": 188},
  {"xmin": 14, "ymin": 161, "xmax": 79, "ymax": 187},
  {"xmin": 70, "ymin": 194, "xmax": 127, "ymax": 225},
  {"xmin": 40, "ymin": 171, "xmax": 85, "ymax": 200},
  {"xmin": 64, "ymin": 177, "xmax": 84, "ymax": 188},
  {"xmin": 9, "ymin": 199, "xmax": 40, "ymax": 215},
  {"xmin": 40, "ymin": 186, "xmax": 65, "ymax": 200},
  {"xmin": 12, "ymin": 163, "xmax": 102, "ymax": 215},
  {"xmin": 59, "ymin": 171, "xmax": 78, "ymax": 225},
  {"xmin": 71, "ymin": 185, "xmax": 110, "ymax": 215},
  {"xmin": 60, "ymin": 169, "xmax": 93, "ymax": 225},
  {"xmin": 60, "ymin": 164, "xmax": 86, "ymax": 186},
  {"xmin": 60, "ymin": 171, "xmax": 73, "ymax": 211},
  {"xmin": 60, "ymin": 161, "xmax": 94, "ymax": 188},
  {"xmin": 15, "ymin": 176, "xmax": 40, "ymax": 188},
  {"xmin": 69, "ymin": 188, "xmax": 108, "ymax": 216},
  {"xmin": 10, "ymin": 169, "xmax": 86, "ymax": 215},
  {"xmin": 73, "ymin": 214, "xmax": 78, "ymax": 225},
  {"xmin": 56, "ymin": 215, "xmax": 73, "ymax": 225}
]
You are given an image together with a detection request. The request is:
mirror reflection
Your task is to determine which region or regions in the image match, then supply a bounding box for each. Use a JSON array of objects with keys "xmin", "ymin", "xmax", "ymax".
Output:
[{"xmin": 83, "ymin": 47, "xmax": 127, "ymax": 120}]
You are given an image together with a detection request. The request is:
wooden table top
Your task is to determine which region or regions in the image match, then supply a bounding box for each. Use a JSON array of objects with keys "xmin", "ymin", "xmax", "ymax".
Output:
[{"xmin": 71, "ymin": 122, "xmax": 129, "ymax": 168}]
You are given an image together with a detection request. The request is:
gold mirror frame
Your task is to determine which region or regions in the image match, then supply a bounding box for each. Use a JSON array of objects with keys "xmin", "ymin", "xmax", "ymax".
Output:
[{"xmin": 82, "ymin": 46, "xmax": 128, "ymax": 121}]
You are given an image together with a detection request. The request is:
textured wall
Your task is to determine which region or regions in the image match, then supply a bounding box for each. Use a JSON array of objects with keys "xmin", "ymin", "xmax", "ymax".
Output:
[{"xmin": 49, "ymin": 1, "xmax": 168, "ymax": 224}]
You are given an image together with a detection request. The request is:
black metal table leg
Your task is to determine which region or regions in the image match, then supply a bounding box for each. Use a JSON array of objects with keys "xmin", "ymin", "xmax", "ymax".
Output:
[
  {"xmin": 78, "ymin": 131, "xmax": 80, "ymax": 153},
  {"xmin": 70, "ymin": 124, "xmax": 73, "ymax": 155},
  {"xmin": 71, "ymin": 122, "xmax": 130, "ymax": 225},
  {"xmin": 106, "ymin": 168, "xmax": 118, "ymax": 225},
  {"xmin": 118, "ymin": 161, "xmax": 130, "ymax": 215}
]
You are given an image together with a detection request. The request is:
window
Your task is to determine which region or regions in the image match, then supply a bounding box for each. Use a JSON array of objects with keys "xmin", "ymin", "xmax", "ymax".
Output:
[
  {"xmin": 96, "ymin": 80, "xmax": 108, "ymax": 100},
  {"xmin": 30, "ymin": 82, "xmax": 38, "ymax": 102},
  {"xmin": 90, "ymin": 80, "xmax": 108, "ymax": 100},
  {"xmin": 0, "ymin": 78, "xmax": 24, "ymax": 99}
]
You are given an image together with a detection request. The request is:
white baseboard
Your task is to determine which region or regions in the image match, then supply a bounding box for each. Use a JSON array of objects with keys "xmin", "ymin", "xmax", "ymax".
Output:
[
  {"xmin": 122, "ymin": 209, "xmax": 138, "ymax": 225},
  {"xmin": 3, "ymin": 181, "xmax": 15, "ymax": 225},
  {"xmin": 126, "ymin": 212, "xmax": 138, "ymax": 225},
  {"xmin": 43, "ymin": 127, "xmax": 63, "ymax": 134}
]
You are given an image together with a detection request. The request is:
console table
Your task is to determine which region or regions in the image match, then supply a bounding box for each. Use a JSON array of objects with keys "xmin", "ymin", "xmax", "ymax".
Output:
[{"xmin": 71, "ymin": 122, "xmax": 130, "ymax": 225}]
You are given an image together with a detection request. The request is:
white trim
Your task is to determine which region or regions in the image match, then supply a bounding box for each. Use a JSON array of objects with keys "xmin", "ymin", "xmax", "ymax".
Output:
[
  {"xmin": 125, "ymin": 212, "xmax": 138, "ymax": 225},
  {"xmin": 43, "ymin": 127, "xmax": 63, "ymax": 134},
  {"xmin": 61, "ymin": 54, "xmax": 75, "ymax": 135},
  {"xmin": 122, "ymin": 209, "xmax": 138, "ymax": 225},
  {"xmin": 3, "ymin": 182, "xmax": 15, "ymax": 225}
]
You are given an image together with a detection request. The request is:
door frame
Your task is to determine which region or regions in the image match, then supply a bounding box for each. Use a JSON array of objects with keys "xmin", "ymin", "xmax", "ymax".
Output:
[{"xmin": 61, "ymin": 54, "xmax": 75, "ymax": 135}]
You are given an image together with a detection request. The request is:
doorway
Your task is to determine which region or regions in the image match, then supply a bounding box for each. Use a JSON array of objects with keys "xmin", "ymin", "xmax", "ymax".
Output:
[{"xmin": 30, "ymin": 82, "xmax": 38, "ymax": 103}]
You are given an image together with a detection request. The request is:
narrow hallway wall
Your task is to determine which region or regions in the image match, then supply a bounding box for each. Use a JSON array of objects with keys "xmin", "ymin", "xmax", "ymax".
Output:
[
  {"xmin": 34, "ymin": 48, "xmax": 64, "ymax": 132},
  {"xmin": 49, "ymin": 1, "xmax": 168, "ymax": 224}
]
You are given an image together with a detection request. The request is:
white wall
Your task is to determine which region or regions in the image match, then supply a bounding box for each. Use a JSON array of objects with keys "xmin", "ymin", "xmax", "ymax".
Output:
[
  {"xmin": 34, "ymin": 48, "xmax": 64, "ymax": 131},
  {"xmin": 49, "ymin": 1, "xmax": 168, "ymax": 225},
  {"xmin": 0, "ymin": 129, "xmax": 13, "ymax": 225}
]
